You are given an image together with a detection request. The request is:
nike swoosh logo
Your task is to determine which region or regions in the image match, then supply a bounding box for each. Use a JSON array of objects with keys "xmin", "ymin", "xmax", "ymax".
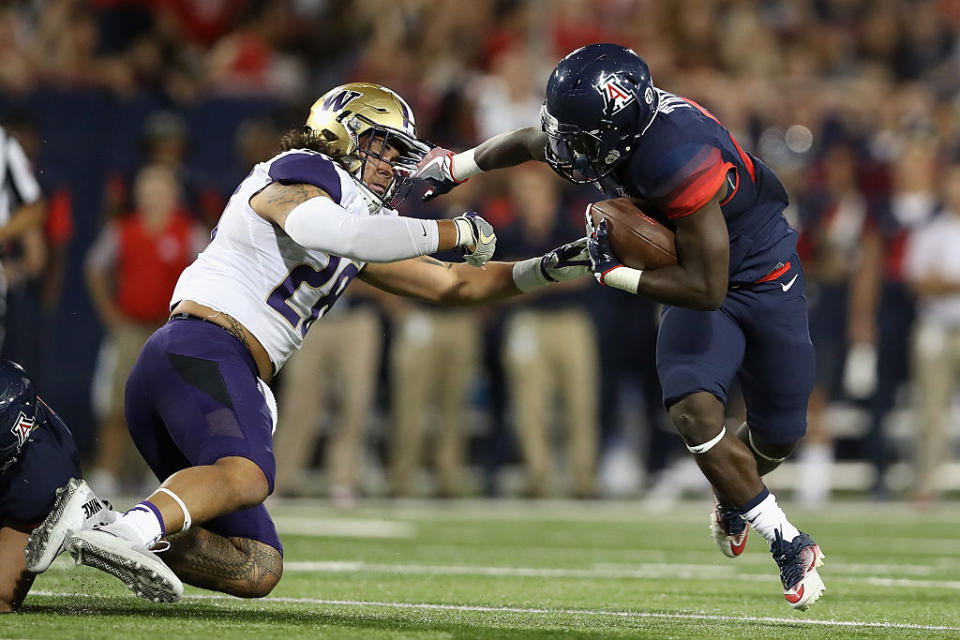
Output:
[
  {"xmin": 780, "ymin": 274, "xmax": 799, "ymax": 292},
  {"xmin": 478, "ymin": 229, "xmax": 495, "ymax": 245},
  {"xmin": 785, "ymin": 584, "xmax": 804, "ymax": 604},
  {"xmin": 420, "ymin": 223, "xmax": 427, "ymax": 237}
]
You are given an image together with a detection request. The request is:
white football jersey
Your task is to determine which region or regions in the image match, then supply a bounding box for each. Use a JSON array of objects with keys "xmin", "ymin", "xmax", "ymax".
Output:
[{"xmin": 171, "ymin": 150, "xmax": 393, "ymax": 371}]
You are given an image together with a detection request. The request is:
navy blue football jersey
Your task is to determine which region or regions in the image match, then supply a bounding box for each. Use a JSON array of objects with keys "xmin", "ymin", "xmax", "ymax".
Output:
[{"xmin": 606, "ymin": 90, "xmax": 797, "ymax": 284}]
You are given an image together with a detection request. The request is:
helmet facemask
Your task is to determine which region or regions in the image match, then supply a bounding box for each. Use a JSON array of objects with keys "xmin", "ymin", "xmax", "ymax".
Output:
[
  {"xmin": 540, "ymin": 44, "xmax": 661, "ymax": 189},
  {"xmin": 346, "ymin": 113, "xmax": 429, "ymax": 211},
  {"xmin": 541, "ymin": 104, "xmax": 623, "ymax": 184},
  {"xmin": 307, "ymin": 83, "xmax": 430, "ymax": 213}
]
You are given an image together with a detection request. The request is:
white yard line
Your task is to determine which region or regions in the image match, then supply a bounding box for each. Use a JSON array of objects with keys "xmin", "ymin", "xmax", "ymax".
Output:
[
  {"xmin": 281, "ymin": 560, "xmax": 960, "ymax": 589},
  {"xmin": 27, "ymin": 590, "xmax": 960, "ymax": 633},
  {"xmin": 267, "ymin": 498, "xmax": 960, "ymax": 524}
]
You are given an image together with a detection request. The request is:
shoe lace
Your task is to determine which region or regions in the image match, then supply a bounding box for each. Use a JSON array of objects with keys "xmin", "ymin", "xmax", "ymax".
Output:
[
  {"xmin": 771, "ymin": 529, "xmax": 808, "ymax": 589},
  {"xmin": 718, "ymin": 503, "xmax": 747, "ymax": 535}
]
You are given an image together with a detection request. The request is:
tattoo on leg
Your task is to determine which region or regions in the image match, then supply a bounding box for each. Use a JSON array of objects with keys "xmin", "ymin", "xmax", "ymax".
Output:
[{"xmin": 163, "ymin": 528, "xmax": 282, "ymax": 597}]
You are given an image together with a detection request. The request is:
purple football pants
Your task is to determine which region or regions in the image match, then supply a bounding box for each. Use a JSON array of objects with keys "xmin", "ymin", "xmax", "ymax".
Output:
[{"xmin": 124, "ymin": 315, "xmax": 281, "ymax": 553}]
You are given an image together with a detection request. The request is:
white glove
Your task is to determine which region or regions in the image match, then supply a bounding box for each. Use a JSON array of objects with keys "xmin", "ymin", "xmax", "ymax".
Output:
[
  {"xmin": 512, "ymin": 237, "xmax": 591, "ymax": 292},
  {"xmin": 415, "ymin": 147, "xmax": 479, "ymax": 201},
  {"xmin": 453, "ymin": 211, "xmax": 496, "ymax": 267}
]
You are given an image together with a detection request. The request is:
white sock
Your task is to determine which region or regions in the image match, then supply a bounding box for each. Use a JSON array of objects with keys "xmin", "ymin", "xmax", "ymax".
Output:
[
  {"xmin": 797, "ymin": 443, "xmax": 833, "ymax": 507},
  {"xmin": 741, "ymin": 493, "xmax": 800, "ymax": 545},
  {"xmin": 116, "ymin": 501, "xmax": 165, "ymax": 546}
]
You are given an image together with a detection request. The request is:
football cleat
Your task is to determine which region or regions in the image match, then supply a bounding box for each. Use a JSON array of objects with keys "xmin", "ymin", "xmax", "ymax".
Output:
[
  {"xmin": 26, "ymin": 477, "xmax": 116, "ymax": 573},
  {"xmin": 66, "ymin": 522, "xmax": 183, "ymax": 603},
  {"xmin": 709, "ymin": 491, "xmax": 749, "ymax": 558},
  {"xmin": 771, "ymin": 529, "xmax": 826, "ymax": 611}
]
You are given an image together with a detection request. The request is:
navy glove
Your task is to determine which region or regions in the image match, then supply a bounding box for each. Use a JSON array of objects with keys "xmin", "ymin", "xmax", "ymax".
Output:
[
  {"xmin": 540, "ymin": 237, "xmax": 591, "ymax": 282},
  {"xmin": 587, "ymin": 219, "xmax": 624, "ymax": 285}
]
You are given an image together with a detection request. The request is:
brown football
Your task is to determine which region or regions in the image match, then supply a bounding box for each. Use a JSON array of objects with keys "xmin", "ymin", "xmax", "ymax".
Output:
[{"xmin": 588, "ymin": 198, "xmax": 678, "ymax": 270}]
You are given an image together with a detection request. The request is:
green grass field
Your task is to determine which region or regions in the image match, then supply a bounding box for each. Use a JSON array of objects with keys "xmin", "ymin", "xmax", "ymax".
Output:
[{"xmin": 6, "ymin": 499, "xmax": 960, "ymax": 639}]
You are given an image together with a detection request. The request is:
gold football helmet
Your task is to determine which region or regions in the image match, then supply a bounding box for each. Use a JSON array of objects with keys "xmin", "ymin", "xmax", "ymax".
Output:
[{"xmin": 306, "ymin": 82, "xmax": 429, "ymax": 208}]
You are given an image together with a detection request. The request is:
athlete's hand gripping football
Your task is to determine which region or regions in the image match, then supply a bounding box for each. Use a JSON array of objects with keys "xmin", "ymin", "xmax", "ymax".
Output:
[
  {"xmin": 587, "ymin": 219, "xmax": 624, "ymax": 285},
  {"xmin": 453, "ymin": 211, "xmax": 496, "ymax": 267}
]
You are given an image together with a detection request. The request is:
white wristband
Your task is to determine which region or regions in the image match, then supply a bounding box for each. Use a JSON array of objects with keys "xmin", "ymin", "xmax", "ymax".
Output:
[
  {"xmin": 512, "ymin": 257, "xmax": 550, "ymax": 292},
  {"xmin": 602, "ymin": 266, "xmax": 643, "ymax": 293},
  {"xmin": 450, "ymin": 149, "xmax": 482, "ymax": 181},
  {"xmin": 453, "ymin": 217, "xmax": 474, "ymax": 249}
]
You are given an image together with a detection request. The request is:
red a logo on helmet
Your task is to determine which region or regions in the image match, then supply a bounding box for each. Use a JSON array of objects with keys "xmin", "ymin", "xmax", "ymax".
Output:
[
  {"xmin": 596, "ymin": 75, "xmax": 635, "ymax": 115},
  {"xmin": 10, "ymin": 411, "xmax": 34, "ymax": 447}
]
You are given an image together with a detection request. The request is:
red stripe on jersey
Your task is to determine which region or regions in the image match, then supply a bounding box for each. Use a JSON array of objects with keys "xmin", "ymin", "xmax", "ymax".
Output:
[
  {"xmin": 683, "ymin": 98, "xmax": 722, "ymax": 125},
  {"xmin": 719, "ymin": 168, "xmax": 738, "ymax": 207},
  {"xmin": 729, "ymin": 135, "xmax": 756, "ymax": 183},
  {"xmin": 663, "ymin": 148, "xmax": 733, "ymax": 219},
  {"xmin": 683, "ymin": 98, "xmax": 756, "ymax": 184},
  {"xmin": 755, "ymin": 261, "xmax": 791, "ymax": 283}
]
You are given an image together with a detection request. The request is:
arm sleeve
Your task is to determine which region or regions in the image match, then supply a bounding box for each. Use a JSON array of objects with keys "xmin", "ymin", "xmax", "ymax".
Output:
[{"xmin": 283, "ymin": 196, "xmax": 440, "ymax": 263}]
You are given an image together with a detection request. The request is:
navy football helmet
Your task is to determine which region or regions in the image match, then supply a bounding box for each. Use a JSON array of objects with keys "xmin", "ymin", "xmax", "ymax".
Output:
[
  {"xmin": 0, "ymin": 360, "xmax": 40, "ymax": 473},
  {"xmin": 541, "ymin": 43, "xmax": 659, "ymax": 184}
]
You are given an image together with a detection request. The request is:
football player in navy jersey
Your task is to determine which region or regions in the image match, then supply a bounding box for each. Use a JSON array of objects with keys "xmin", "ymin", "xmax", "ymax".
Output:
[
  {"xmin": 415, "ymin": 44, "xmax": 825, "ymax": 610},
  {"xmin": 30, "ymin": 83, "xmax": 592, "ymax": 603},
  {"xmin": 0, "ymin": 360, "xmax": 116, "ymax": 612}
]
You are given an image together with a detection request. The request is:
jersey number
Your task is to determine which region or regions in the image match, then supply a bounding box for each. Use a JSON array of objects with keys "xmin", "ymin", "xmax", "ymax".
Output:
[{"xmin": 266, "ymin": 256, "xmax": 359, "ymax": 336}]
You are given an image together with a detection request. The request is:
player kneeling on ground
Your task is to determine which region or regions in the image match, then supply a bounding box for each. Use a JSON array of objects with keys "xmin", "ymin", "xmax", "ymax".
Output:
[
  {"xmin": 28, "ymin": 83, "xmax": 592, "ymax": 603},
  {"xmin": 0, "ymin": 360, "xmax": 116, "ymax": 612}
]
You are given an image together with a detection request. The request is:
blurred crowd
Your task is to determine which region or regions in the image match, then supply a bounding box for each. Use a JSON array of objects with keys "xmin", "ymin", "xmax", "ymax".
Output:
[{"xmin": 3, "ymin": 0, "xmax": 960, "ymax": 505}]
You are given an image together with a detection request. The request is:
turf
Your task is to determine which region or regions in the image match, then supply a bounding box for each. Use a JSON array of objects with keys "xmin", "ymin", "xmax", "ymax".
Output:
[{"xmin": 7, "ymin": 499, "xmax": 960, "ymax": 639}]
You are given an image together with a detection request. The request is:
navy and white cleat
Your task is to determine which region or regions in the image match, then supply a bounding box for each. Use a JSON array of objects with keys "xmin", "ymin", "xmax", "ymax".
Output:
[
  {"xmin": 25, "ymin": 478, "xmax": 115, "ymax": 573},
  {"xmin": 771, "ymin": 529, "xmax": 826, "ymax": 611},
  {"xmin": 66, "ymin": 522, "xmax": 183, "ymax": 603},
  {"xmin": 709, "ymin": 491, "xmax": 749, "ymax": 558}
]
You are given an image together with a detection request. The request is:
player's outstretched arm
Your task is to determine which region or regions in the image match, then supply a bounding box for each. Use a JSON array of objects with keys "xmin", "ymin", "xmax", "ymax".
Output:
[
  {"xmin": 415, "ymin": 127, "xmax": 547, "ymax": 200},
  {"xmin": 250, "ymin": 182, "xmax": 492, "ymax": 264},
  {"xmin": 359, "ymin": 238, "xmax": 590, "ymax": 305},
  {"xmin": 589, "ymin": 192, "xmax": 730, "ymax": 310}
]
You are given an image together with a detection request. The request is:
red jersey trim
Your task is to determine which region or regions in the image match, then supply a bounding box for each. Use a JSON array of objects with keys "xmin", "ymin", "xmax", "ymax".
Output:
[
  {"xmin": 755, "ymin": 261, "xmax": 792, "ymax": 283},
  {"xmin": 682, "ymin": 97, "xmax": 756, "ymax": 184},
  {"xmin": 664, "ymin": 157, "xmax": 734, "ymax": 220},
  {"xmin": 719, "ymin": 168, "xmax": 739, "ymax": 207}
]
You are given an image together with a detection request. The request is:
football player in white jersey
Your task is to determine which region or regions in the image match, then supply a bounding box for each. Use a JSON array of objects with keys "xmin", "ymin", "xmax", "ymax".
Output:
[{"xmin": 29, "ymin": 83, "xmax": 591, "ymax": 602}]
